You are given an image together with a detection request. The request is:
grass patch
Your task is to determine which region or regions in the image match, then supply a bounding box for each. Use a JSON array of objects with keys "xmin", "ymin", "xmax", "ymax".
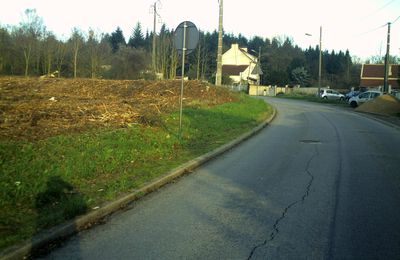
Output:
[
  {"xmin": 0, "ymin": 94, "xmax": 271, "ymax": 251},
  {"xmin": 275, "ymin": 93, "xmax": 348, "ymax": 106}
]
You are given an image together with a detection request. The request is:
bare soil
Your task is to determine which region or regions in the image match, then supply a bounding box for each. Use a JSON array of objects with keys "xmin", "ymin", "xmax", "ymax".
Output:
[{"xmin": 0, "ymin": 77, "xmax": 236, "ymax": 141}]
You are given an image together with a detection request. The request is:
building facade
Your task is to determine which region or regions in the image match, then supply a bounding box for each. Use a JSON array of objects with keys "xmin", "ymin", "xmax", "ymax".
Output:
[
  {"xmin": 360, "ymin": 64, "xmax": 399, "ymax": 90},
  {"xmin": 221, "ymin": 44, "xmax": 263, "ymax": 85}
]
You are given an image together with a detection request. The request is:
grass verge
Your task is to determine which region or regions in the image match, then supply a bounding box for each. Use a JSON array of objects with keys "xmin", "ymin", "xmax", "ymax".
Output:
[
  {"xmin": 275, "ymin": 93, "xmax": 348, "ymax": 106},
  {"xmin": 0, "ymin": 94, "xmax": 272, "ymax": 251}
]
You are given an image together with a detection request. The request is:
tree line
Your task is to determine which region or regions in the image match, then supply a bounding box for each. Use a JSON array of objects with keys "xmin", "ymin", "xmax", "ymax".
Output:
[{"xmin": 2, "ymin": 8, "xmax": 395, "ymax": 88}]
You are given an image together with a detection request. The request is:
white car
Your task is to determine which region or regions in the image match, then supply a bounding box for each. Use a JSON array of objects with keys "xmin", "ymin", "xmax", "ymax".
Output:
[
  {"xmin": 319, "ymin": 89, "xmax": 345, "ymax": 100},
  {"xmin": 348, "ymin": 90, "xmax": 382, "ymax": 108}
]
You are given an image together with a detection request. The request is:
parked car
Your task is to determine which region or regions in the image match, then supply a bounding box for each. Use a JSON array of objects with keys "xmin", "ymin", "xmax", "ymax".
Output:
[
  {"xmin": 345, "ymin": 90, "xmax": 360, "ymax": 101},
  {"xmin": 348, "ymin": 90, "xmax": 382, "ymax": 108},
  {"xmin": 319, "ymin": 89, "xmax": 345, "ymax": 100}
]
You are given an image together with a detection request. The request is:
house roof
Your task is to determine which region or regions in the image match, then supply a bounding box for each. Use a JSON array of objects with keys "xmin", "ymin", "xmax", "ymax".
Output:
[
  {"xmin": 222, "ymin": 65, "xmax": 249, "ymax": 76},
  {"xmin": 360, "ymin": 64, "xmax": 400, "ymax": 88},
  {"xmin": 361, "ymin": 64, "xmax": 399, "ymax": 78},
  {"xmin": 222, "ymin": 44, "xmax": 257, "ymax": 66},
  {"xmin": 240, "ymin": 49, "xmax": 257, "ymax": 63}
]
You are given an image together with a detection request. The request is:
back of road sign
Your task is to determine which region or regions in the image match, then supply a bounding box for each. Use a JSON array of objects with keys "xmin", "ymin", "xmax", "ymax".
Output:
[{"xmin": 174, "ymin": 21, "xmax": 199, "ymax": 55}]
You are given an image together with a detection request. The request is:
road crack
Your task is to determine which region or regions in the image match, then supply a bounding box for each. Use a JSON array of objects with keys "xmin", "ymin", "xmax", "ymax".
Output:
[{"xmin": 247, "ymin": 146, "xmax": 318, "ymax": 259}]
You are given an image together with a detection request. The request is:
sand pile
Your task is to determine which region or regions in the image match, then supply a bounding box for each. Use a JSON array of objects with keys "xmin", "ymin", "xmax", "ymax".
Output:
[{"xmin": 355, "ymin": 94, "xmax": 400, "ymax": 116}]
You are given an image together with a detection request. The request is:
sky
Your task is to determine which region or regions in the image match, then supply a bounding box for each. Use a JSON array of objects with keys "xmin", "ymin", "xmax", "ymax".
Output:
[{"xmin": 1, "ymin": 0, "xmax": 399, "ymax": 60}]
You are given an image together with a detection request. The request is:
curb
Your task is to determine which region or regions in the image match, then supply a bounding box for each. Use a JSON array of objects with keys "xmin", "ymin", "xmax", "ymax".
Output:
[
  {"xmin": 354, "ymin": 111, "xmax": 400, "ymax": 131},
  {"xmin": 0, "ymin": 106, "xmax": 277, "ymax": 260}
]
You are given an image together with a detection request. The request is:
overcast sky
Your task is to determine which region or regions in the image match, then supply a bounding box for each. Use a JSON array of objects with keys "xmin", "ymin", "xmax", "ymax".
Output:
[{"xmin": 1, "ymin": 0, "xmax": 399, "ymax": 60}]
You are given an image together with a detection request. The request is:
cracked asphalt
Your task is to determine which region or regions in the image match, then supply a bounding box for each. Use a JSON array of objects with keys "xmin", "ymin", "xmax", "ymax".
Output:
[{"xmin": 39, "ymin": 97, "xmax": 400, "ymax": 259}]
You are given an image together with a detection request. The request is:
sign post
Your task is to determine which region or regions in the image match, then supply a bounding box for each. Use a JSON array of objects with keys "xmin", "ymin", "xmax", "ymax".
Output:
[{"xmin": 174, "ymin": 21, "xmax": 199, "ymax": 138}]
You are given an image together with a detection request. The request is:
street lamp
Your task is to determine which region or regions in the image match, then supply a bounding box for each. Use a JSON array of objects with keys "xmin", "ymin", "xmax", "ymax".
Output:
[{"xmin": 305, "ymin": 26, "xmax": 322, "ymax": 97}]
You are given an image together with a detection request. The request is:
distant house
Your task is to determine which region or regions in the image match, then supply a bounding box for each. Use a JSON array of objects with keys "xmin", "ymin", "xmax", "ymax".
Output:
[
  {"xmin": 360, "ymin": 64, "xmax": 400, "ymax": 90},
  {"xmin": 222, "ymin": 44, "xmax": 263, "ymax": 85}
]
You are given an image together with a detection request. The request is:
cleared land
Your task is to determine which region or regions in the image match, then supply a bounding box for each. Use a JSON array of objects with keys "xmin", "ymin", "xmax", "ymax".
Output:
[
  {"xmin": 0, "ymin": 77, "xmax": 236, "ymax": 141},
  {"xmin": 0, "ymin": 77, "xmax": 271, "ymax": 252}
]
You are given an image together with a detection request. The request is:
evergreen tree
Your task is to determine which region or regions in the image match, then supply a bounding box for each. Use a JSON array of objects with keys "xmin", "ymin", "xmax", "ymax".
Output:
[
  {"xmin": 128, "ymin": 22, "xmax": 145, "ymax": 49},
  {"xmin": 109, "ymin": 27, "xmax": 126, "ymax": 53}
]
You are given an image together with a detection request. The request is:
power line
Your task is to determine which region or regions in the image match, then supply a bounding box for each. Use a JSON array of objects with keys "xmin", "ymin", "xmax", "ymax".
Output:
[
  {"xmin": 150, "ymin": 1, "xmax": 162, "ymax": 24},
  {"xmin": 362, "ymin": 0, "xmax": 398, "ymax": 20},
  {"xmin": 375, "ymin": 0, "xmax": 398, "ymax": 13},
  {"xmin": 357, "ymin": 23, "xmax": 387, "ymax": 36},
  {"xmin": 353, "ymin": 1, "xmax": 399, "ymax": 37},
  {"xmin": 356, "ymin": 13, "xmax": 400, "ymax": 37},
  {"xmin": 392, "ymin": 15, "xmax": 400, "ymax": 24}
]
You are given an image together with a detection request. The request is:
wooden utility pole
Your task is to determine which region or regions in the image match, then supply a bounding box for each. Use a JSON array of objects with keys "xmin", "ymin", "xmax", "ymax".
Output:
[
  {"xmin": 152, "ymin": 2, "xmax": 157, "ymax": 74},
  {"xmin": 215, "ymin": 0, "xmax": 223, "ymax": 86},
  {"xmin": 384, "ymin": 22, "xmax": 391, "ymax": 93}
]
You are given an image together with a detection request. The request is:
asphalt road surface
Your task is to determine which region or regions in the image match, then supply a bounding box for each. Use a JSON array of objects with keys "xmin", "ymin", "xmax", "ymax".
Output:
[{"xmin": 40, "ymin": 97, "xmax": 400, "ymax": 259}]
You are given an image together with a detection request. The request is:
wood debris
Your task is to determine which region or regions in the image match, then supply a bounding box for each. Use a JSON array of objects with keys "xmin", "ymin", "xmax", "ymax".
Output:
[{"xmin": 0, "ymin": 77, "xmax": 236, "ymax": 141}]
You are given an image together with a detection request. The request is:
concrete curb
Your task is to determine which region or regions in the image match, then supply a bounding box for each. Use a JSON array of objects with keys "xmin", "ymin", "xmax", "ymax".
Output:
[
  {"xmin": 0, "ymin": 106, "xmax": 277, "ymax": 260},
  {"xmin": 354, "ymin": 111, "xmax": 400, "ymax": 131}
]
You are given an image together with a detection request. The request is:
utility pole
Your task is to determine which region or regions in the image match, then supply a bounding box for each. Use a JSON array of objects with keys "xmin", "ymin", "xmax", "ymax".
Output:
[
  {"xmin": 179, "ymin": 22, "xmax": 188, "ymax": 137},
  {"xmin": 152, "ymin": 3, "xmax": 156, "ymax": 73},
  {"xmin": 305, "ymin": 26, "xmax": 322, "ymax": 95},
  {"xmin": 215, "ymin": 0, "xmax": 223, "ymax": 86},
  {"xmin": 318, "ymin": 26, "xmax": 322, "ymax": 97},
  {"xmin": 384, "ymin": 22, "xmax": 391, "ymax": 93},
  {"xmin": 151, "ymin": 1, "xmax": 161, "ymax": 74},
  {"xmin": 258, "ymin": 46, "xmax": 262, "ymax": 85}
]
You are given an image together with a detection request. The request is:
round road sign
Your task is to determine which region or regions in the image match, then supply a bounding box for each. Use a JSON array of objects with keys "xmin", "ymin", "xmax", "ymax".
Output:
[{"xmin": 174, "ymin": 21, "xmax": 199, "ymax": 55}]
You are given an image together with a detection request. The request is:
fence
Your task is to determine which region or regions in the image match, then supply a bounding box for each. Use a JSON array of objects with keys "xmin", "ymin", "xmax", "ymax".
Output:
[
  {"xmin": 249, "ymin": 85, "xmax": 319, "ymax": 96},
  {"xmin": 224, "ymin": 84, "xmax": 249, "ymax": 93}
]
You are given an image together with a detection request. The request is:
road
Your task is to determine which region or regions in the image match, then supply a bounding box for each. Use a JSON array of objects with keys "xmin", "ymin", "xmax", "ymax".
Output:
[{"xmin": 40, "ymin": 98, "xmax": 400, "ymax": 259}]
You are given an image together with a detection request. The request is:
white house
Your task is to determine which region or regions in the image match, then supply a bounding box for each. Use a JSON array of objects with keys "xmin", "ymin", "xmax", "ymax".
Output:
[{"xmin": 222, "ymin": 43, "xmax": 263, "ymax": 85}]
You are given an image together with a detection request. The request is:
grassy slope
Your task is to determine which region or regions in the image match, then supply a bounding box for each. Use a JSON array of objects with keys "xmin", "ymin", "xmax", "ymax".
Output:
[{"xmin": 0, "ymin": 94, "xmax": 272, "ymax": 251}]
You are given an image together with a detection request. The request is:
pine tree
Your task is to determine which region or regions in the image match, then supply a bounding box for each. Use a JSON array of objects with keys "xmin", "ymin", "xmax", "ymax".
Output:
[
  {"xmin": 109, "ymin": 27, "xmax": 126, "ymax": 53},
  {"xmin": 128, "ymin": 22, "xmax": 145, "ymax": 49}
]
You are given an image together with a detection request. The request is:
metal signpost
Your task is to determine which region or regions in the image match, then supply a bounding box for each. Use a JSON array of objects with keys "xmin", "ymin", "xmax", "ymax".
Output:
[{"xmin": 174, "ymin": 21, "xmax": 199, "ymax": 138}]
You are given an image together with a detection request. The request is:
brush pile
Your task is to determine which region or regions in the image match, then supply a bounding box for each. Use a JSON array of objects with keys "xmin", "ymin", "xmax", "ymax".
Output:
[{"xmin": 0, "ymin": 77, "xmax": 236, "ymax": 140}]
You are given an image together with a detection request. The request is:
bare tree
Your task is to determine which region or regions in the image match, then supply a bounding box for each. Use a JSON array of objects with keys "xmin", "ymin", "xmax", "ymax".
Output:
[
  {"xmin": 18, "ymin": 9, "xmax": 45, "ymax": 76},
  {"xmin": 42, "ymin": 32, "xmax": 58, "ymax": 75},
  {"xmin": 87, "ymin": 29, "xmax": 99, "ymax": 78},
  {"xmin": 69, "ymin": 28, "xmax": 84, "ymax": 78},
  {"xmin": 0, "ymin": 27, "xmax": 13, "ymax": 74},
  {"xmin": 157, "ymin": 28, "xmax": 171, "ymax": 79},
  {"xmin": 84, "ymin": 30, "xmax": 112, "ymax": 79},
  {"xmin": 54, "ymin": 39, "xmax": 67, "ymax": 77},
  {"xmin": 201, "ymin": 38, "xmax": 209, "ymax": 80},
  {"xmin": 169, "ymin": 48, "xmax": 178, "ymax": 79}
]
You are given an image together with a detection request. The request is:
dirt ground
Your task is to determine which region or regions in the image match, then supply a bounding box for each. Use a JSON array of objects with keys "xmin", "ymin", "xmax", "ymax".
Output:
[
  {"xmin": 355, "ymin": 94, "xmax": 400, "ymax": 116},
  {"xmin": 0, "ymin": 77, "xmax": 236, "ymax": 141}
]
